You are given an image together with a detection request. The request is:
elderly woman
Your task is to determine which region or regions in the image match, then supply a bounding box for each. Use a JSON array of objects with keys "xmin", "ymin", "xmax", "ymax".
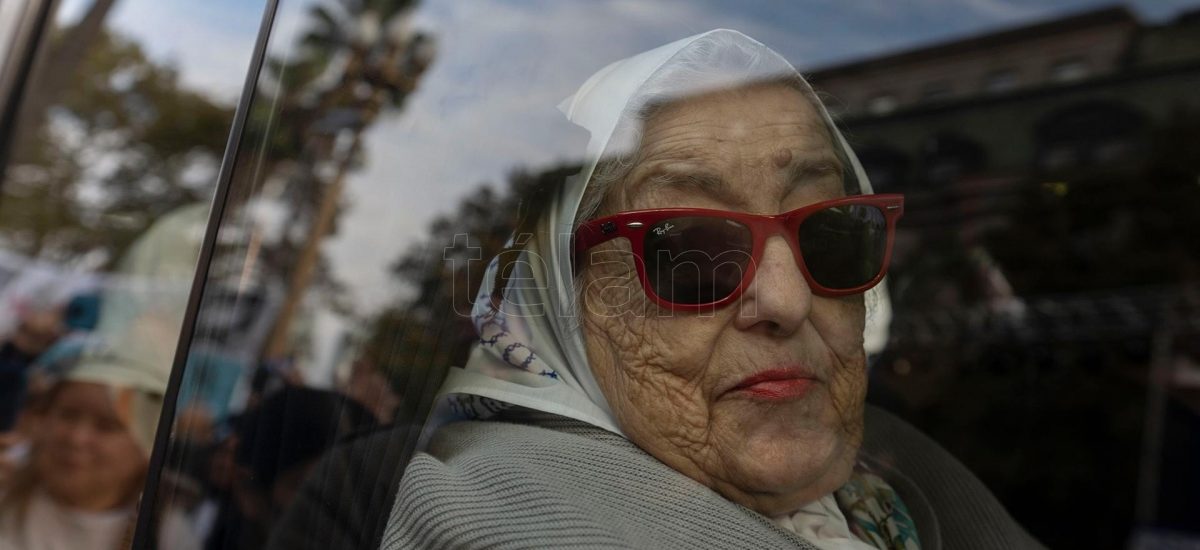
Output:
[{"xmin": 383, "ymin": 30, "xmax": 1040, "ymax": 550}]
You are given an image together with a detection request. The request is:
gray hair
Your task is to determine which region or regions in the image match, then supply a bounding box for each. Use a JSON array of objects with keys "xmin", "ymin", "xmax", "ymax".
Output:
[{"xmin": 573, "ymin": 77, "xmax": 858, "ymax": 230}]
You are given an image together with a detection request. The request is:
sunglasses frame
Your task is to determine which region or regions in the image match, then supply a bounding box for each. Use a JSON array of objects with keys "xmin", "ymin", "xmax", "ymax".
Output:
[{"xmin": 574, "ymin": 194, "xmax": 904, "ymax": 311}]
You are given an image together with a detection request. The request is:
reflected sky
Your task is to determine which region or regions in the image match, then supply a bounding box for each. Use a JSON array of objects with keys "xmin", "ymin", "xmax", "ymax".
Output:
[
  {"xmin": 56, "ymin": 0, "xmax": 265, "ymax": 102},
  {"xmin": 45, "ymin": 0, "xmax": 1200, "ymax": 315},
  {"xmin": 323, "ymin": 0, "xmax": 1200, "ymax": 313}
]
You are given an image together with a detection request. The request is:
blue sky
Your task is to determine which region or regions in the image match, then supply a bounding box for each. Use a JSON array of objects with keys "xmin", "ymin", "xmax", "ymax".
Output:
[
  {"xmin": 55, "ymin": 0, "xmax": 1200, "ymax": 104},
  {"xmin": 56, "ymin": 0, "xmax": 266, "ymax": 102}
]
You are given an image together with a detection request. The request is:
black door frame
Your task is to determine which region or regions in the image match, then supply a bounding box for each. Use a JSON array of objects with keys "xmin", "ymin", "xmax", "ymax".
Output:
[{"xmin": 132, "ymin": 0, "xmax": 280, "ymax": 546}]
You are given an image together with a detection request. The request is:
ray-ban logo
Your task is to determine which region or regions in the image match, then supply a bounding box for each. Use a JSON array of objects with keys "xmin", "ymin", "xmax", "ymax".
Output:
[{"xmin": 653, "ymin": 223, "xmax": 675, "ymax": 236}]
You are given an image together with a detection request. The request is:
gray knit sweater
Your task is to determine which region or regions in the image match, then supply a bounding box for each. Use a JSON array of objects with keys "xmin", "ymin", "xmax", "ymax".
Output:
[{"xmin": 380, "ymin": 406, "xmax": 1043, "ymax": 549}]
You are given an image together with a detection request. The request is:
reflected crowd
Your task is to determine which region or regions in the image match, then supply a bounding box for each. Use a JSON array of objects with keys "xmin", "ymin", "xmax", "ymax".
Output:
[
  {"xmin": 0, "ymin": 203, "xmax": 408, "ymax": 550},
  {"xmin": 0, "ymin": 204, "xmax": 205, "ymax": 549}
]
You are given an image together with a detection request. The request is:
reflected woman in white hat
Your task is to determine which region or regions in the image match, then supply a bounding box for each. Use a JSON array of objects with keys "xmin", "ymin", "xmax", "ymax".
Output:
[{"xmin": 0, "ymin": 204, "xmax": 206, "ymax": 550}]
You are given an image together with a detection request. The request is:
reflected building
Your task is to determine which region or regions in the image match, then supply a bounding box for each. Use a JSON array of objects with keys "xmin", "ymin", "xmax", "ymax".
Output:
[
  {"xmin": 814, "ymin": 7, "xmax": 1143, "ymax": 118},
  {"xmin": 805, "ymin": 5, "xmax": 1200, "ymax": 331},
  {"xmin": 804, "ymin": 6, "xmax": 1200, "ymax": 547},
  {"xmin": 810, "ymin": 5, "xmax": 1200, "ymax": 189}
]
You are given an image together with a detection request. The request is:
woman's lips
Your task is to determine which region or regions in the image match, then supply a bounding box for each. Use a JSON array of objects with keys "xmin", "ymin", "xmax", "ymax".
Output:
[{"xmin": 728, "ymin": 367, "xmax": 816, "ymax": 400}]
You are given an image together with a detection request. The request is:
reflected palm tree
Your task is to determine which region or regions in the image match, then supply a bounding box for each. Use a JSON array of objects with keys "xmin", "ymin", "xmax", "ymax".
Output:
[
  {"xmin": 1, "ymin": 0, "xmax": 235, "ymax": 261},
  {"xmin": 260, "ymin": 0, "xmax": 435, "ymax": 360}
]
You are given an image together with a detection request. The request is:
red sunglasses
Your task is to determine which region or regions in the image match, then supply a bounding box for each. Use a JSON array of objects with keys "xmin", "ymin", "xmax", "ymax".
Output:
[{"xmin": 574, "ymin": 194, "xmax": 904, "ymax": 311}]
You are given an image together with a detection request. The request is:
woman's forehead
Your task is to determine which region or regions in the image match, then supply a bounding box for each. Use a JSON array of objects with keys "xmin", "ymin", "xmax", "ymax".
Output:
[
  {"xmin": 624, "ymin": 83, "xmax": 841, "ymax": 208},
  {"xmin": 642, "ymin": 85, "xmax": 832, "ymax": 162},
  {"xmin": 52, "ymin": 381, "xmax": 117, "ymax": 411}
]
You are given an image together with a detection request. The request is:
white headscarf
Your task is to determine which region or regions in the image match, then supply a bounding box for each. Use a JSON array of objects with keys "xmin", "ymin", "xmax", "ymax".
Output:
[
  {"xmin": 66, "ymin": 202, "xmax": 207, "ymax": 455},
  {"xmin": 422, "ymin": 29, "xmax": 887, "ymax": 444}
]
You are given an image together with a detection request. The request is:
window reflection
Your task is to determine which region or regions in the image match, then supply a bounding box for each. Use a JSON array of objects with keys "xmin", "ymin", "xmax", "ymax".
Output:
[
  {"xmin": 866, "ymin": 93, "xmax": 900, "ymax": 115},
  {"xmin": 1049, "ymin": 57, "xmax": 1091, "ymax": 82},
  {"xmin": 0, "ymin": 0, "xmax": 262, "ymax": 548},
  {"xmin": 982, "ymin": 68, "xmax": 1019, "ymax": 93},
  {"xmin": 112, "ymin": 2, "xmax": 1200, "ymax": 549}
]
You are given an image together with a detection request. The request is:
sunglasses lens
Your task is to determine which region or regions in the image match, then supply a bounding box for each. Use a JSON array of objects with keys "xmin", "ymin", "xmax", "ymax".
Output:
[
  {"xmin": 798, "ymin": 204, "xmax": 888, "ymax": 290},
  {"xmin": 644, "ymin": 217, "xmax": 753, "ymax": 305}
]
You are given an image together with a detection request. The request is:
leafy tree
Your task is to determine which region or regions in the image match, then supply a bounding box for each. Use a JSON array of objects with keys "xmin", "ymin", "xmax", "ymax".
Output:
[
  {"xmin": 0, "ymin": 26, "xmax": 233, "ymax": 265},
  {"xmin": 366, "ymin": 164, "xmax": 580, "ymax": 416},
  {"xmin": 252, "ymin": 0, "xmax": 436, "ymax": 359}
]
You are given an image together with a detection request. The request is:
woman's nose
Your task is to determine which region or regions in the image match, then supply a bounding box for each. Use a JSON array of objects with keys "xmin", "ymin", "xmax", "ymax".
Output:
[
  {"xmin": 734, "ymin": 234, "xmax": 812, "ymax": 336},
  {"xmin": 56, "ymin": 419, "xmax": 96, "ymax": 448}
]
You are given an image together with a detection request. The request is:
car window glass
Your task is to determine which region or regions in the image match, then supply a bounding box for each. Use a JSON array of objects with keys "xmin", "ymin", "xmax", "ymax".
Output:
[
  {"xmin": 0, "ymin": 1, "xmax": 264, "ymax": 548},
  {"xmin": 120, "ymin": 2, "xmax": 1200, "ymax": 550}
]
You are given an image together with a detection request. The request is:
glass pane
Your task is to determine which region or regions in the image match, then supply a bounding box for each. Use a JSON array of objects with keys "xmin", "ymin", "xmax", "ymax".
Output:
[
  {"xmin": 147, "ymin": 2, "xmax": 1200, "ymax": 550},
  {"xmin": 0, "ymin": 0, "xmax": 264, "ymax": 548}
]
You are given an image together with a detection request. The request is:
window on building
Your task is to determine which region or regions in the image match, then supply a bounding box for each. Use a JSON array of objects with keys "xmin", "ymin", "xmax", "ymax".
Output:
[
  {"xmin": 1033, "ymin": 101, "xmax": 1148, "ymax": 174},
  {"xmin": 919, "ymin": 132, "xmax": 987, "ymax": 185},
  {"xmin": 921, "ymin": 81, "xmax": 953, "ymax": 102},
  {"xmin": 983, "ymin": 68, "xmax": 1019, "ymax": 93},
  {"xmin": 1049, "ymin": 57, "xmax": 1090, "ymax": 83},
  {"xmin": 866, "ymin": 92, "xmax": 899, "ymax": 114}
]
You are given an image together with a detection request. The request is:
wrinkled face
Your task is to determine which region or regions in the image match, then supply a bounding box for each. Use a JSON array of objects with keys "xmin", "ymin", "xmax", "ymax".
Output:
[
  {"xmin": 579, "ymin": 83, "xmax": 867, "ymax": 516},
  {"xmin": 33, "ymin": 382, "xmax": 148, "ymax": 511}
]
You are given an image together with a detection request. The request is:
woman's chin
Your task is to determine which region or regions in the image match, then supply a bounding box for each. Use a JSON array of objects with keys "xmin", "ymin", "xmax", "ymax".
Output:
[{"xmin": 717, "ymin": 416, "xmax": 857, "ymax": 508}]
